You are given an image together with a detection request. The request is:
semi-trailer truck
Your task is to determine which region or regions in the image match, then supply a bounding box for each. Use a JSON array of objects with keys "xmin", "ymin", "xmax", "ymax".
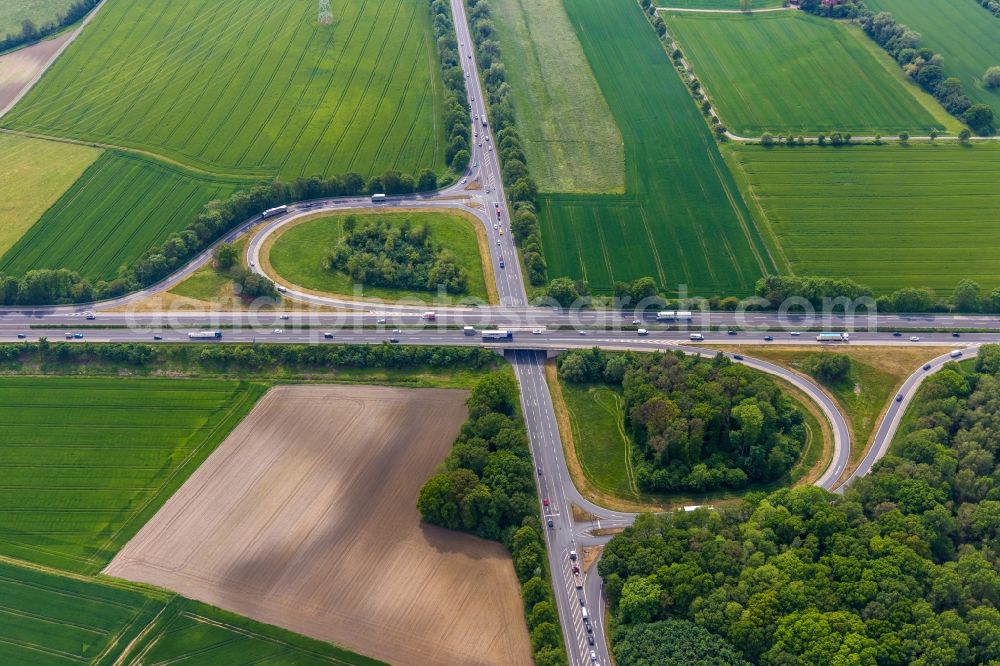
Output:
[
  {"xmin": 188, "ymin": 330, "xmax": 223, "ymax": 340},
  {"xmin": 656, "ymin": 310, "xmax": 693, "ymax": 322},
  {"xmin": 816, "ymin": 332, "xmax": 849, "ymax": 342}
]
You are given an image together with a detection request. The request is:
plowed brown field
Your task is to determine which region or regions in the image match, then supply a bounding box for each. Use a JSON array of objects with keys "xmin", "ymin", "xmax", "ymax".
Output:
[{"xmin": 105, "ymin": 385, "xmax": 532, "ymax": 666}]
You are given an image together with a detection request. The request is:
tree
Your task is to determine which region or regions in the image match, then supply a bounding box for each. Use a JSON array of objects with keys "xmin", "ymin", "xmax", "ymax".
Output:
[
  {"xmin": 898, "ymin": 131, "xmax": 909, "ymax": 143},
  {"xmin": 619, "ymin": 575, "xmax": 661, "ymax": 624},
  {"xmin": 959, "ymin": 128, "xmax": 972, "ymax": 142},
  {"xmin": 545, "ymin": 277, "xmax": 585, "ymax": 308},
  {"xmin": 417, "ymin": 168, "xmax": 437, "ymax": 191},
  {"xmin": 214, "ymin": 243, "xmax": 238, "ymax": 270},
  {"xmin": 760, "ymin": 133, "xmax": 774, "ymax": 146},
  {"xmin": 964, "ymin": 103, "xmax": 995, "ymax": 135},
  {"xmin": 953, "ymin": 279, "xmax": 981, "ymax": 312},
  {"xmin": 983, "ymin": 66, "xmax": 1000, "ymax": 90}
]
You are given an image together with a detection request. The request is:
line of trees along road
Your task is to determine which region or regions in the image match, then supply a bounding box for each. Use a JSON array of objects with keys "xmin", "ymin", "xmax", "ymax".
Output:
[
  {"xmin": 417, "ymin": 371, "xmax": 567, "ymax": 666},
  {"xmin": 599, "ymin": 344, "xmax": 1000, "ymax": 666},
  {"xmin": 0, "ymin": 0, "xmax": 100, "ymax": 54},
  {"xmin": 558, "ymin": 348, "xmax": 806, "ymax": 494}
]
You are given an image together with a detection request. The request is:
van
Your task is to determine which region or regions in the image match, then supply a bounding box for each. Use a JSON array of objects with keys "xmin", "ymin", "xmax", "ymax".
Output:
[
  {"xmin": 582, "ymin": 607, "xmax": 589, "ymax": 621},
  {"xmin": 689, "ymin": 333, "xmax": 704, "ymax": 341},
  {"xmin": 950, "ymin": 350, "xmax": 962, "ymax": 358},
  {"xmin": 637, "ymin": 328, "xmax": 648, "ymax": 336}
]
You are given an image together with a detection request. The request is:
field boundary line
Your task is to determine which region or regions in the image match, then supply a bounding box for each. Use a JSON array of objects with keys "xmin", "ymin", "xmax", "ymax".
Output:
[{"xmin": 0, "ymin": 0, "xmax": 110, "ymax": 120}]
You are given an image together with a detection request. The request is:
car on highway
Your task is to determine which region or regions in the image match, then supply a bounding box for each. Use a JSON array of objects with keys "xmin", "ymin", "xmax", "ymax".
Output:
[
  {"xmin": 392, "ymin": 328, "xmax": 402, "ymax": 334},
  {"xmin": 588, "ymin": 635, "xmax": 594, "ymax": 646},
  {"xmin": 488, "ymin": 145, "xmax": 492, "ymax": 151},
  {"xmin": 910, "ymin": 336, "xmax": 921, "ymax": 342},
  {"xmin": 727, "ymin": 329, "xmax": 737, "ymax": 335},
  {"xmin": 637, "ymin": 328, "xmax": 648, "ymax": 336},
  {"xmin": 273, "ymin": 328, "xmax": 283, "ymax": 334},
  {"xmin": 950, "ymin": 350, "xmax": 963, "ymax": 358},
  {"xmin": 892, "ymin": 331, "xmax": 902, "ymax": 337},
  {"xmin": 542, "ymin": 498, "xmax": 549, "ymax": 507},
  {"xmin": 74, "ymin": 333, "xmax": 84, "ymax": 339},
  {"xmin": 249, "ymin": 260, "xmax": 254, "ymax": 267},
  {"xmin": 323, "ymin": 332, "xmax": 333, "ymax": 339},
  {"xmin": 569, "ymin": 550, "xmax": 577, "ymax": 561},
  {"xmin": 536, "ymin": 466, "xmax": 542, "ymax": 475},
  {"xmin": 763, "ymin": 335, "xmax": 774, "ymax": 341},
  {"xmin": 388, "ymin": 337, "xmax": 400, "ymax": 343},
  {"xmin": 952, "ymin": 332, "xmax": 961, "ymax": 337},
  {"xmin": 153, "ymin": 335, "xmax": 162, "ymax": 340},
  {"xmin": 631, "ymin": 319, "xmax": 641, "ymax": 325},
  {"xmin": 280, "ymin": 314, "xmax": 289, "ymax": 320},
  {"xmin": 473, "ymin": 162, "xmax": 478, "ymax": 168},
  {"xmin": 499, "ymin": 258, "xmax": 505, "ymax": 268},
  {"xmin": 733, "ymin": 354, "xmax": 744, "ymax": 360},
  {"xmin": 496, "ymin": 239, "xmax": 500, "ymax": 245},
  {"xmin": 85, "ymin": 312, "xmax": 95, "ymax": 320},
  {"xmin": 461, "ymin": 177, "xmax": 467, "ymax": 184},
  {"xmin": 923, "ymin": 364, "xmax": 932, "ymax": 370},
  {"xmin": 579, "ymin": 330, "xmax": 587, "ymax": 336},
  {"xmin": 591, "ymin": 650, "xmax": 597, "ymax": 661},
  {"xmin": 532, "ymin": 329, "xmax": 543, "ymax": 335},
  {"xmin": 376, "ymin": 318, "xmax": 386, "ymax": 324},
  {"xmin": 493, "ymin": 223, "xmax": 498, "ymax": 229},
  {"xmin": 494, "ymin": 202, "xmax": 500, "ymax": 208},
  {"xmin": 499, "ymin": 228, "xmax": 503, "ymax": 235},
  {"xmin": 16, "ymin": 333, "xmax": 26, "ymax": 339},
  {"xmin": 547, "ymin": 518, "xmax": 554, "ymax": 528},
  {"xmin": 790, "ymin": 331, "xmax": 801, "ymax": 336},
  {"xmin": 478, "ymin": 141, "xmax": 482, "ymax": 147},
  {"xmin": 896, "ymin": 395, "xmax": 903, "ymax": 402}
]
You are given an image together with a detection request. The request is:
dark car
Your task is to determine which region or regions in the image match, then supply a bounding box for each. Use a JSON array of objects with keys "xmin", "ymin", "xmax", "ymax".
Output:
[
  {"xmin": 153, "ymin": 335, "xmax": 163, "ymax": 341},
  {"xmin": 923, "ymin": 364, "xmax": 932, "ymax": 371},
  {"xmin": 547, "ymin": 518, "xmax": 554, "ymax": 529},
  {"xmin": 952, "ymin": 332, "xmax": 961, "ymax": 338},
  {"xmin": 892, "ymin": 331, "xmax": 902, "ymax": 337},
  {"xmin": 323, "ymin": 332, "xmax": 333, "ymax": 339},
  {"xmin": 588, "ymin": 635, "xmax": 595, "ymax": 646},
  {"xmin": 763, "ymin": 335, "xmax": 774, "ymax": 341},
  {"xmin": 895, "ymin": 395, "xmax": 903, "ymax": 402},
  {"xmin": 727, "ymin": 329, "xmax": 737, "ymax": 335},
  {"xmin": 16, "ymin": 333, "xmax": 26, "ymax": 339},
  {"xmin": 733, "ymin": 354, "xmax": 744, "ymax": 360},
  {"xmin": 536, "ymin": 466, "xmax": 542, "ymax": 475},
  {"xmin": 388, "ymin": 337, "xmax": 400, "ymax": 343}
]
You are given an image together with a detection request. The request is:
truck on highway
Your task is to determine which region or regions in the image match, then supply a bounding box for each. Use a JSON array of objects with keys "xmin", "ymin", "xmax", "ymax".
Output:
[
  {"xmin": 188, "ymin": 330, "xmax": 222, "ymax": 340},
  {"xmin": 463, "ymin": 326, "xmax": 477, "ymax": 336},
  {"xmin": 371, "ymin": 193, "xmax": 386, "ymax": 203},
  {"xmin": 482, "ymin": 330, "xmax": 513, "ymax": 341},
  {"xmin": 816, "ymin": 332, "xmax": 849, "ymax": 342},
  {"xmin": 656, "ymin": 310, "xmax": 693, "ymax": 322},
  {"xmin": 689, "ymin": 333, "xmax": 704, "ymax": 341},
  {"xmin": 260, "ymin": 205, "xmax": 288, "ymax": 218},
  {"xmin": 421, "ymin": 311, "xmax": 436, "ymax": 321}
]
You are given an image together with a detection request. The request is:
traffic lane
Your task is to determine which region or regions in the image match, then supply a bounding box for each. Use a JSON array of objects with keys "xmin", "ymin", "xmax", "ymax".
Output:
[{"xmin": 841, "ymin": 347, "xmax": 979, "ymax": 490}]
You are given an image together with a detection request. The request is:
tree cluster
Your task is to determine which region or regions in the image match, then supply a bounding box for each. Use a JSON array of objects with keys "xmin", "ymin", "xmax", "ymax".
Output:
[
  {"xmin": 599, "ymin": 345, "xmax": 1000, "ymax": 665},
  {"xmin": 0, "ymin": 0, "xmax": 100, "ymax": 54},
  {"xmin": 612, "ymin": 620, "xmax": 749, "ymax": 666},
  {"xmin": 326, "ymin": 218, "xmax": 468, "ymax": 293},
  {"xmin": 558, "ymin": 349, "xmax": 806, "ymax": 493},
  {"xmin": 428, "ymin": 0, "xmax": 471, "ymax": 171},
  {"xmin": 974, "ymin": 0, "xmax": 1000, "ymax": 18},
  {"xmin": 756, "ymin": 275, "xmax": 1000, "ymax": 314},
  {"xmin": 0, "ymin": 340, "xmax": 499, "ymax": 373},
  {"xmin": 801, "ymin": 1, "xmax": 994, "ymax": 134},
  {"xmin": 803, "ymin": 353, "xmax": 852, "ymax": 383},
  {"xmin": 417, "ymin": 371, "xmax": 567, "ymax": 665},
  {"xmin": 465, "ymin": 0, "xmax": 547, "ymax": 285}
]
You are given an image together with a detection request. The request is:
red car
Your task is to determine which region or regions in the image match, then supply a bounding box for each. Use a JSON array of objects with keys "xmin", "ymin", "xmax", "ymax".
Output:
[{"xmin": 543, "ymin": 498, "xmax": 550, "ymax": 507}]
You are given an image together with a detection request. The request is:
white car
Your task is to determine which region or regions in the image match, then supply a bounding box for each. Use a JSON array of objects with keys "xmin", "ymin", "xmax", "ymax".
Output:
[
  {"xmin": 790, "ymin": 331, "xmax": 801, "ymax": 336},
  {"xmin": 496, "ymin": 239, "xmax": 500, "ymax": 245},
  {"xmin": 493, "ymin": 223, "xmax": 498, "ymax": 230},
  {"xmin": 910, "ymin": 336, "xmax": 921, "ymax": 342},
  {"xmin": 392, "ymin": 329, "xmax": 402, "ymax": 334},
  {"xmin": 579, "ymin": 330, "xmax": 587, "ymax": 336},
  {"xmin": 488, "ymin": 145, "xmax": 492, "ymax": 151},
  {"xmin": 376, "ymin": 318, "xmax": 386, "ymax": 324},
  {"xmin": 473, "ymin": 162, "xmax": 478, "ymax": 168},
  {"xmin": 461, "ymin": 177, "xmax": 467, "ymax": 184},
  {"xmin": 532, "ymin": 329, "xmax": 543, "ymax": 335},
  {"xmin": 591, "ymin": 651, "xmax": 597, "ymax": 662},
  {"xmin": 273, "ymin": 328, "xmax": 283, "ymax": 334},
  {"xmin": 249, "ymin": 260, "xmax": 255, "ymax": 267}
]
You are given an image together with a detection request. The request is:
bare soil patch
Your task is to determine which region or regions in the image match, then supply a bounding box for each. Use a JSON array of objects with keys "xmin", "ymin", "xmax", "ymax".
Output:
[
  {"xmin": 105, "ymin": 385, "xmax": 532, "ymax": 666},
  {"xmin": 0, "ymin": 32, "xmax": 72, "ymax": 112}
]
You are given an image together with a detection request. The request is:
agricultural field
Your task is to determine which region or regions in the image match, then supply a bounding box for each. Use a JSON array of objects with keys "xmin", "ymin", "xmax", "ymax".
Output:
[
  {"xmin": 106, "ymin": 385, "xmax": 533, "ymax": 666},
  {"xmin": 665, "ymin": 11, "xmax": 956, "ymax": 135},
  {"xmin": 0, "ymin": 151, "xmax": 246, "ymax": 280},
  {"xmin": 538, "ymin": 0, "xmax": 775, "ymax": 296},
  {"xmin": 0, "ymin": 376, "xmax": 265, "ymax": 574},
  {"xmin": 867, "ymin": 0, "xmax": 1000, "ymax": 118},
  {"xmin": 2, "ymin": 0, "xmax": 446, "ymax": 179},
  {"xmin": 0, "ymin": 0, "xmax": 77, "ymax": 38},
  {"xmin": 267, "ymin": 211, "xmax": 494, "ymax": 303},
  {"xmin": 659, "ymin": 0, "xmax": 783, "ymax": 8},
  {"xmin": 491, "ymin": 0, "xmax": 624, "ymax": 193},
  {"xmin": 0, "ymin": 134, "xmax": 100, "ymax": 257},
  {"xmin": 0, "ymin": 31, "xmax": 74, "ymax": 112},
  {"xmin": 726, "ymin": 143, "xmax": 1000, "ymax": 292},
  {"xmin": 0, "ymin": 558, "xmax": 169, "ymax": 664}
]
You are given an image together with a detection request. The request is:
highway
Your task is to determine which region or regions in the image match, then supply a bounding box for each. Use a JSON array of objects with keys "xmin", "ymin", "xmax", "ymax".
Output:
[{"xmin": 0, "ymin": 1, "xmax": 992, "ymax": 664}]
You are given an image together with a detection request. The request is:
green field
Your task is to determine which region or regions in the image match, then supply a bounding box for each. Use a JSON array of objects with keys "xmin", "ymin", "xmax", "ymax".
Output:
[
  {"xmin": 666, "ymin": 11, "xmax": 955, "ymax": 135},
  {"xmin": 491, "ymin": 0, "xmax": 624, "ymax": 193},
  {"xmin": 0, "ymin": 559, "xmax": 383, "ymax": 665},
  {"xmin": 268, "ymin": 211, "xmax": 492, "ymax": 303},
  {"xmin": 660, "ymin": 0, "xmax": 783, "ymax": 8},
  {"xmin": 867, "ymin": 0, "xmax": 1000, "ymax": 119},
  {"xmin": 0, "ymin": 376, "xmax": 265, "ymax": 574},
  {"xmin": 3, "ymin": 0, "xmax": 445, "ymax": 179},
  {"xmin": 727, "ymin": 143, "xmax": 1000, "ymax": 292},
  {"xmin": 0, "ymin": 559, "xmax": 169, "ymax": 664},
  {"xmin": 0, "ymin": 134, "xmax": 100, "ymax": 257},
  {"xmin": 538, "ymin": 0, "xmax": 775, "ymax": 296},
  {"xmin": 0, "ymin": 0, "xmax": 78, "ymax": 37},
  {"xmin": 0, "ymin": 151, "xmax": 245, "ymax": 280},
  {"xmin": 560, "ymin": 382, "xmax": 636, "ymax": 498}
]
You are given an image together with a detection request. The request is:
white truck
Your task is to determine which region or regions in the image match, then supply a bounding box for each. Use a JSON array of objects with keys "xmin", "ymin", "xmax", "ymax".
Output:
[
  {"xmin": 463, "ymin": 326, "xmax": 476, "ymax": 336},
  {"xmin": 188, "ymin": 330, "xmax": 222, "ymax": 340}
]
